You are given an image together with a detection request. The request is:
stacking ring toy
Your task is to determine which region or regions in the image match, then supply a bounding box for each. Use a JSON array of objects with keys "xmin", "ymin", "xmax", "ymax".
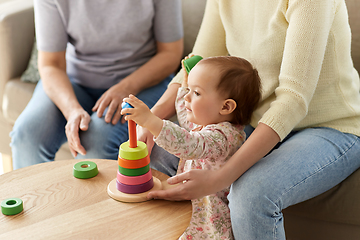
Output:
[
  {"xmin": 108, "ymin": 101, "xmax": 162, "ymax": 202},
  {"xmin": 1, "ymin": 198, "xmax": 23, "ymax": 216},
  {"xmin": 73, "ymin": 161, "xmax": 99, "ymax": 179}
]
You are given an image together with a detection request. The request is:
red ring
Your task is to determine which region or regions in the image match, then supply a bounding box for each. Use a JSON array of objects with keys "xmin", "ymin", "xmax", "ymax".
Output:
[
  {"xmin": 118, "ymin": 155, "xmax": 150, "ymax": 169},
  {"xmin": 117, "ymin": 169, "xmax": 152, "ymax": 185}
]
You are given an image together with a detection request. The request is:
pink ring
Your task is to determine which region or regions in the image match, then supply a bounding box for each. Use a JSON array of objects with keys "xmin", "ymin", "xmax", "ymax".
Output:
[
  {"xmin": 117, "ymin": 169, "xmax": 152, "ymax": 185},
  {"xmin": 116, "ymin": 178, "xmax": 154, "ymax": 194}
]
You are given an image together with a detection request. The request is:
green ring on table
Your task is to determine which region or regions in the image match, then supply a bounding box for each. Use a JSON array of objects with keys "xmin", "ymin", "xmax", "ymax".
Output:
[
  {"xmin": 119, "ymin": 141, "xmax": 148, "ymax": 160},
  {"xmin": 1, "ymin": 198, "xmax": 23, "ymax": 216},
  {"xmin": 118, "ymin": 165, "xmax": 150, "ymax": 177},
  {"xmin": 73, "ymin": 161, "xmax": 99, "ymax": 179}
]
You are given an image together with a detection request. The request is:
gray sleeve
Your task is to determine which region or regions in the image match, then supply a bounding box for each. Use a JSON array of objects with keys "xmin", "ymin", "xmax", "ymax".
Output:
[
  {"xmin": 153, "ymin": 0, "xmax": 183, "ymax": 43},
  {"xmin": 34, "ymin": 0, "xmax": 68, "ymax": 52}
]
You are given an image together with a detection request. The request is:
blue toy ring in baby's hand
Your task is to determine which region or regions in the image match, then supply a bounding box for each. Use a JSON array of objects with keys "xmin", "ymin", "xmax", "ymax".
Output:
[
  {"xmin": 122, "ymin": 102, "xmax": 134, "ymax": 115},
  {"xmin": 121, "ymin": 102, "xmax": 133, "ymax": 110}
]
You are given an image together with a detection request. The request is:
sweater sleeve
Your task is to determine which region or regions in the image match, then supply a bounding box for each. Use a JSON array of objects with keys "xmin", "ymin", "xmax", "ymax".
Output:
[
  {"xmin": 259, "ymin": 0, "xmax": 335, "ymax": 140},
  {"xmin": 34, "ymin": 0, "xmax": 68, "ymax": 52},
  {"xmin": 170, "ymin": 0, "xmax": 228, "ymax": 85},
  {"xmin": 153, "ymin": 0, "xmax": 183, "ymax": 43}
]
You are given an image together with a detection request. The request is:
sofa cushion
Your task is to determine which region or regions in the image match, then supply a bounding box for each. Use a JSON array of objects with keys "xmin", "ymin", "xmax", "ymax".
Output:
[
  {"xmin": 2, "ymin": 77, "xmax": 72, "ymax": 160},
  {"xmin": 284, "ymin": 168, "xmax": 360, "ymax": 239},
  {"xmin": 2, "ymin": 78, "xmax": 35, "ymax": 124},
  {"xmin": 20, "ymin": 39, "xmax": 40, "ymax": 83}
]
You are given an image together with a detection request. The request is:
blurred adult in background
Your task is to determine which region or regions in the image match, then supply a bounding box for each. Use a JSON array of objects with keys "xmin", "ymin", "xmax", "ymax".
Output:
[{"xmin": 10, "ymin": 0, "xmax": 183, "ymax": 169}]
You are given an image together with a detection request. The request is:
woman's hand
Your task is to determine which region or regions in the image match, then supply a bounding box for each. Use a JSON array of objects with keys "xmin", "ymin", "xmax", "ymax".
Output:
[
  {"xmin": 147, "ymin": 169, "xmax": 223, "ymax": 201},
  {"xmin": 92, "ymin": 83, "xmax": 129, "ymax": 125},
  {"xmin": 65, "ymin": 108, "xmax": 91, "ymax": 157}
]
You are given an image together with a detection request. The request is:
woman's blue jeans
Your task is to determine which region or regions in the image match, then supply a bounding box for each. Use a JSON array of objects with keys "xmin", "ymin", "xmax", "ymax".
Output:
[
  {"xmin": 10, "ymin": 76, "xmax": 172, "ymax": 169},
  {"xmin": 149, "ymin": 125, "xmax": 360, "ymax": 239}
]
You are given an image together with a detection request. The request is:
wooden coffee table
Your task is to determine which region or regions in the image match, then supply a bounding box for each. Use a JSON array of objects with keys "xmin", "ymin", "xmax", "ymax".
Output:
[{"xmin": 0, "ymin": 159, "xmax": 191, "ymax": 239}]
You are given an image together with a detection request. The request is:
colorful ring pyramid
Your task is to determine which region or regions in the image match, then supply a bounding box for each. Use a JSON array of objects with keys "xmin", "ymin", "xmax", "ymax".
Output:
[
  {"xmin": 107, "ymin": 102, "xmax": 162, "ymax": 202},
  {"xmin": 116, "ymin": 140, "xmax": 154, "ymax": 194}
]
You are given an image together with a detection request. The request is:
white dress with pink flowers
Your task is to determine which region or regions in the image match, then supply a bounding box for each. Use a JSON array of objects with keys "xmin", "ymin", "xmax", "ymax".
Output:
[{"xmin": 154, "ymin": 87, "xmax": 246, "ymax": 240}]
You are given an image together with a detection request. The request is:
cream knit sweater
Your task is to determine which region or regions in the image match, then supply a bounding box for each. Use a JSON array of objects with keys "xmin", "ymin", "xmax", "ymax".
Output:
[{"xmin": 171, "ymin": 0, "xmax": 360, "ymax": 140}]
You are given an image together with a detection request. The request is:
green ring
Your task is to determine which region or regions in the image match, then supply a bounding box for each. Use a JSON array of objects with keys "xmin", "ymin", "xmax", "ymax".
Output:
[
  {"xmin": 183, "ymin": 55, "xmax": 203, "ymax": 74},
  {"xmin": 119, "ymin": 141, "xmax": 148, "ymax": 160},
  {"xmin": 1, "ymin": 198, "xmax": 23, "ymax": 216},
  {"xmin": 73, "ymin": 161, "xmax": 99, "ymax": 179},
  {"xmin": 118, "ymin": 165, "xmax": 150, "ymax": 176}
]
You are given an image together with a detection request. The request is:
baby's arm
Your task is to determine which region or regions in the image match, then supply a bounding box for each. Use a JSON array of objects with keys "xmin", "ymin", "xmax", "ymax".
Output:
[
  {"xmin": 175, "ymin": 87, "xmax": 195, "ymax": 131},
  {"xmin": 121, "ymin": 95, "xmax": 163, "ymax": 137},
  {"xmin": 155, "ymin": 122, "xmax": 237, "ymax": 160}
]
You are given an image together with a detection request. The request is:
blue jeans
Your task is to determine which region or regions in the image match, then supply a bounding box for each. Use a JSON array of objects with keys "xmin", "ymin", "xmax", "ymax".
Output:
[
  {"xmin": 10, "ymin": 75, "xmax": 172, "ymax": 169},
  {"xmin": 149, "ymin": 126, "xmax": 360, "ymax": 239}
]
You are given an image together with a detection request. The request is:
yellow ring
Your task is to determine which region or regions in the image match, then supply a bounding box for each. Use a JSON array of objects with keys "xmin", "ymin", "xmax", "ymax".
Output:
[{"xmin": 119, "ymin": 141, "xmax": 148, "ymax": 160}]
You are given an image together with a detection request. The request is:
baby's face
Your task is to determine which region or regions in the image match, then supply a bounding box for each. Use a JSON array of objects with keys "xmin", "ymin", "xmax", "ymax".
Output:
[{"xmin": 184, "ymin": 63, "xmax": 226, "ymax": 126}]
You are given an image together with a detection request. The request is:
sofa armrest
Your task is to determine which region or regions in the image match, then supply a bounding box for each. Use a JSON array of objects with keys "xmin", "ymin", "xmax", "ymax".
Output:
[{"xmin": 0, "ymin": 0, "xmax": 34, "ymax": 109}]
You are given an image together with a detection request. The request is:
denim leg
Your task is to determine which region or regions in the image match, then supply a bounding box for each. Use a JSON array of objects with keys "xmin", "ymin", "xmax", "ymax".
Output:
[
  {"xmin": 149, "ymin": 144, "xmax": 179, "ymax": 177},
  {"xmin": 228, "ymin": 127, "xmax": 360, "ymax": 240},
  {"xmin": 76, "ymin": 75, "xmax": 173, "ymax": 160},
  {"xmin": 10, "ymin": 81, "xmax": 99, "ymax": 169}
]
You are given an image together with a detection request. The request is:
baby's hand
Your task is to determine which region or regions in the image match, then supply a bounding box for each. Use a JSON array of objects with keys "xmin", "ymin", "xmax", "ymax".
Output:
[
  {"xmin": 121, "ymin": 95, "xmax": 164, "ymax": 137},
  {"xmin": 121, "ymin": 95, "xmax": 152, "ymax": 128},
  {"xmin": 181, "ymin": 54, "xmax": 194, "ymax": 88},
  {"xmin": 181, "ymin": 60, "xmax": 189, "ymax": 88}
]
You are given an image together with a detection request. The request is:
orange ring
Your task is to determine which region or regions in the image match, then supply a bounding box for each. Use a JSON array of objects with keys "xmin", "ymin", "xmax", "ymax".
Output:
[{"xmin": 118, "ymin": 155, "xmax": 150, "ymax": 169}]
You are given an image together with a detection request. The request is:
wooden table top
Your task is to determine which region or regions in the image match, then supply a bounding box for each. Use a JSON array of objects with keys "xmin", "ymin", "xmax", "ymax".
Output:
[{"xmin": 0, "ymin": 159, "xmax": 192, "ymax": 240}]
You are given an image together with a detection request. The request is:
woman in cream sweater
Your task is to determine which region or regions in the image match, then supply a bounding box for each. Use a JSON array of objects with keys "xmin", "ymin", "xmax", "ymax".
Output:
[{"xmin": 143, "ymin": 0, "xmax": 360, "ymax": 239}]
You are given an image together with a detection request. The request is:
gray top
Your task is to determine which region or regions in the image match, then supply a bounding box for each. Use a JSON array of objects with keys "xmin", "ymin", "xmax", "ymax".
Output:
[{"xmin": 34, "ymin": 0, "xmax": 183, "ymax": 88}]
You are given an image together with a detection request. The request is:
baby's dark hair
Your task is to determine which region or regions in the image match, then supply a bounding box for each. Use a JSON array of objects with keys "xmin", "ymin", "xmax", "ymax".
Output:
[{"xmin": 200, "ymin": 56, "xmax": 262, "ymax": 125}]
